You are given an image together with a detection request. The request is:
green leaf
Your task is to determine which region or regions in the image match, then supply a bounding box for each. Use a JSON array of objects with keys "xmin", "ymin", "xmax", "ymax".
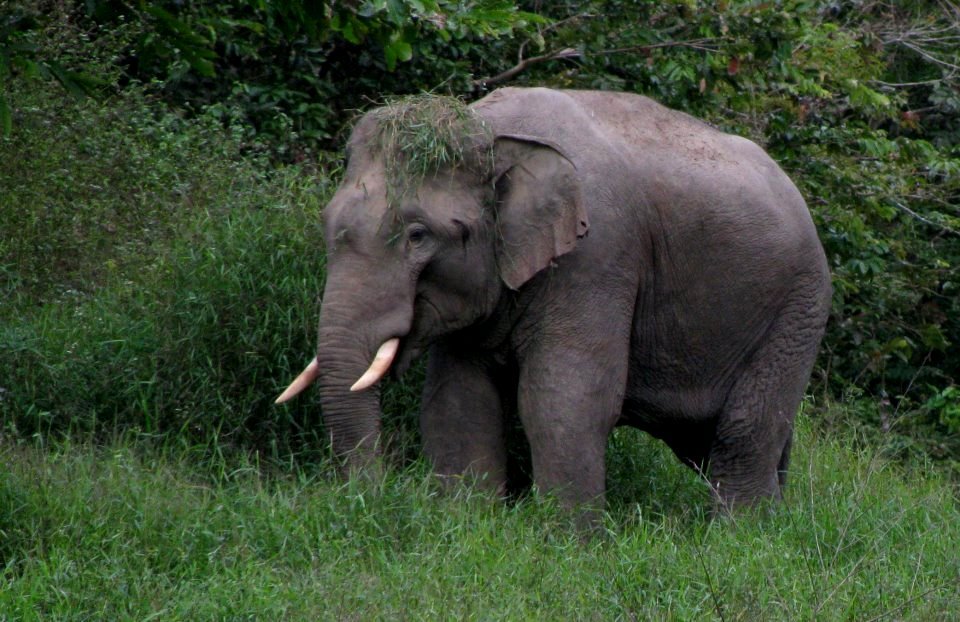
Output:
[
  {"xmin": 845, "ymin": 79, "xmax": 892, "ymax": 112},
  {"xmin": 358, "ymin": 1, "xmax": 387, "ymax": 19},
  {"xmin": 384, "ymin": 32, "xmax": 413, "ymax": 70},
  {"xmin": 44, "ymin": 61, "xmax": 103, "ymax": 98},
  {"xmin": 9, "ymin": 56, "xmax": 40, "ymax": 78},
  {"xmin": 919, "ymin": 324, "xmax": 950, "ymax": 351},
  {"xmin": 45, "ymin": 62, "xmax": 89, "ymax": 98},
  {"xmin": 333, "ymin": 14, "xmax": 363, "ymax": 44}
]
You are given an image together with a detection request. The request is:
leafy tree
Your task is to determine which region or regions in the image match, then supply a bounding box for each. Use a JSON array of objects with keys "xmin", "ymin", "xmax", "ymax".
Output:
[{"xmin": 38, "ymin": 1, "xmax": 541, "ymax": 154}]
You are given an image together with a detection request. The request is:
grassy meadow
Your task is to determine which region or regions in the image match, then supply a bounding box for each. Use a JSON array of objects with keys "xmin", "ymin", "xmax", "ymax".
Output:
[
  {"xmin": 1, "ymin": 78, "xmax": 958, "ymax": 620},
  {"xmin": 1, "ymin": 423, "xmax": 959, "ymax": 620}
]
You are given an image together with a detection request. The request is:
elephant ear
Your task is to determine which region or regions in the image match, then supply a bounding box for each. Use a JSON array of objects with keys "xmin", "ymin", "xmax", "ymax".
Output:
[{"xmin": 493, "ymin": 136, "xmax": 589, "ymax": 291}]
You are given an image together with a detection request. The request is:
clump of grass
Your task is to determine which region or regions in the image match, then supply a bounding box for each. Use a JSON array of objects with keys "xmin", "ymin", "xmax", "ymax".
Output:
[{"xmin": 372, "ymin": 94, "xmax": 493, "ymax": 203}]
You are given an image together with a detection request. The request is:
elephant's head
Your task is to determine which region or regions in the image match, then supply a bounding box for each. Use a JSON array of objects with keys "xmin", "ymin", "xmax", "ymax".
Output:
[{"xmin": 276, "ymin": 94, "xmax": 588, "ymax": 467}]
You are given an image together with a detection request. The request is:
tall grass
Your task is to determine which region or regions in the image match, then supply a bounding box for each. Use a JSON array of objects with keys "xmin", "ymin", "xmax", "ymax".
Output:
[
  {"xmin": 1, "ymin": 422, "xmax": 957, "ymax": 620},
  {"xmin": 1, "ymin": 80, "xmax": 333, "ymax": 450}
]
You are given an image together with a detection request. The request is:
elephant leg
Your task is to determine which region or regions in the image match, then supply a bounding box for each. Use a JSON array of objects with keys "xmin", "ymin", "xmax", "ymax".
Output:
[
  {"xmin": 420, "ymin": 341, "xmax": 509, "ymax": 494},
  {"xmin": 708, "ymin": 283, "xmax": 828, "ymax": 511},
  {"xmin": 516, "ymin": 337, "xmax": 630, "ymax": 521}
]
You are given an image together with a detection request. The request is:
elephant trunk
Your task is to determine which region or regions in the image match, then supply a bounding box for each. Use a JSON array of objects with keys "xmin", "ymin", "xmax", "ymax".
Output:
[
  {"xmin": 274, "ymin": 254, "xmax": 413, "ymax": 470},
  {"xmin": 315, "ymin": 324, "xmax": 385, "ymax": 467},
  {"xmin": 311, "ymin": 276, "xmax": 414, "ymax": 468}
]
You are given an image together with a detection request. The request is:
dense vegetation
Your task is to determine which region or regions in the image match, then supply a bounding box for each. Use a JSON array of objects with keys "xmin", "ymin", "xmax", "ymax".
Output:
[{"xmin": 2, "ymin": 1, "xmax": 958, "ymax": 617}]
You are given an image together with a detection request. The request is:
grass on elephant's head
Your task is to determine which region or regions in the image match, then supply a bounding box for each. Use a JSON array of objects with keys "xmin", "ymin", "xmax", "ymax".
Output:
[
  {"xmin": 2, "ymin": 417, "xmax": 959, "ymax": 620},
  {"xmin": 372, "ymin": 94, "xmax": 494, "ymax": 202}
]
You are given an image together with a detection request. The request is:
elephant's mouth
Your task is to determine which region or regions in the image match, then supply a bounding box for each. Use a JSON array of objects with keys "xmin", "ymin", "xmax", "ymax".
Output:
[
  {"xmin": 391, "ymin": 336, "xmax": 426, "ymax": 379},
  {"xmin": 389, "ymin": 294, "xmax": 440, "ymax": 378}
]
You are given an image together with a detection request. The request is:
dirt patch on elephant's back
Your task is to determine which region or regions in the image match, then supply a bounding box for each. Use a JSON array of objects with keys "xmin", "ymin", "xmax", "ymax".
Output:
[{"xmin": 567, "ymin": 90, "xmax": 734, "ymax": 167}]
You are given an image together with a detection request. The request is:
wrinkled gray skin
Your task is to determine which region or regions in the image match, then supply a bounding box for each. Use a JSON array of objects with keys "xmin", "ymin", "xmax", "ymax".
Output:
[{"xmin": 313, "ymin": 87, "xmax": 831, "ymax": 516}]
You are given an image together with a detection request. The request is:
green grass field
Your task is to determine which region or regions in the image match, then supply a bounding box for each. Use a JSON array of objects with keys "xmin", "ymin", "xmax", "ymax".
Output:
[{"xmin": 2, "ymin": 421, "xmax": 958, "ymax": 620}]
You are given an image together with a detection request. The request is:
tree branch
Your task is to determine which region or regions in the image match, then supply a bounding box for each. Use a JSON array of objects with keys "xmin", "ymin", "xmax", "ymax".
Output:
[
  {"xmin": 591, "ymin": 38, "xmax": 721, "ymax": 56},
  {"xmin": 473, "ymin": 38, "xmax": 721, "ymax": 89},
  {"xmin": 890, "ymin": 200, "xmax": 960, "ymax": 236},
  {"xmin": 473, "ymin": 47, "xmax": 581, "ymax": 88}
]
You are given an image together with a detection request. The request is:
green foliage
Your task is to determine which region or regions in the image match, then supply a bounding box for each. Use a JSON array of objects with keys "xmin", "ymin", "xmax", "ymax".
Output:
[
  {"xmin": 0, "ymin": 3, "xmax": 108, "ymax": 135},
  {"xmin": 1, "ymin": 81, "xmax": 248, "ymax": 302},
  {"xmin": 1, "ymin": 423, "xmax": 959, "ymax": 618},
  {"xmin": 46, "ymin": 0, "xmax": 541, "ymax": 156},
  {"xmin": 925, "ymin": 386, "xmax": 960, "ymax": 435}
]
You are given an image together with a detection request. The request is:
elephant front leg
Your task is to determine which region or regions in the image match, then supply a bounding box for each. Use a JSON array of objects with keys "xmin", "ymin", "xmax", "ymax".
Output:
[
  {"xmin": 420, "ymin": 342, "xmax": 509, "ymax": 494},
  {"xmin": 517, "ymin": 339, "xmax": 630, "ymax": 524}
]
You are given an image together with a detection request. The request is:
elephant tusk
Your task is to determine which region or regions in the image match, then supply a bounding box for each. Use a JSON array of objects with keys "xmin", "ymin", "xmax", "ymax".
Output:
[
  {"xmin": 350, "ymin": 338, "xmax": 400, "ymax": 392},
  {"xmin": 275, "ymin": 358, "xmax": 320, "ymax": 404}
]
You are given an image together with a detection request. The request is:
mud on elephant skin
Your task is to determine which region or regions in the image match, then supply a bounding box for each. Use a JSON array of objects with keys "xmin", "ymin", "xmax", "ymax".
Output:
[{"xmin": 277, "ymin": 87, "xmax": 831, "ymax": 516}]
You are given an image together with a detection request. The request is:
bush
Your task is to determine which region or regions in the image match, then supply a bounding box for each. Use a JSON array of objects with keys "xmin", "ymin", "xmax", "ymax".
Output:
[{"xmin": 2, "ymin": 1, "xmax": 541, "ymax": 156}]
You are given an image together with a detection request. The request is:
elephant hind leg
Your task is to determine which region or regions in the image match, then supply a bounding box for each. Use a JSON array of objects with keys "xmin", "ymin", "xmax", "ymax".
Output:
[{"xmin": 708, "ymin": 279, "xmax": 828, "ymax": 511}]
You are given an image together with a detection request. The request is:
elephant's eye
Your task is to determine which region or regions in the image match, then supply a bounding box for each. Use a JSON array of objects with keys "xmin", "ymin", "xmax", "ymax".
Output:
[{"xmin": 407, "ymin": 224, "xmax": 431, "ymax": 245}]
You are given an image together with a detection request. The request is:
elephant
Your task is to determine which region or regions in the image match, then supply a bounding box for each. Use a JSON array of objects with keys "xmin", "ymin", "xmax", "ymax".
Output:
[{"xmin": 277, "ymin": 87, "xmax": 831, "ymax": 516}]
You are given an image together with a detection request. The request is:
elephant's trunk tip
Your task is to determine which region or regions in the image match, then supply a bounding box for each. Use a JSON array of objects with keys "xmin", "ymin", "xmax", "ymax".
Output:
[{"xmin": 275, "ymin": 358, "xmax": 320, "ymax": 403}]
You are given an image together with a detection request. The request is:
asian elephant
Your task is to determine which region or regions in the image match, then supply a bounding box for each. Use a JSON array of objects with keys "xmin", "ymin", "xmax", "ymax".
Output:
[{"xmin": 277, "ymin": 87, "xmax": 831, "ymax": 514}]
